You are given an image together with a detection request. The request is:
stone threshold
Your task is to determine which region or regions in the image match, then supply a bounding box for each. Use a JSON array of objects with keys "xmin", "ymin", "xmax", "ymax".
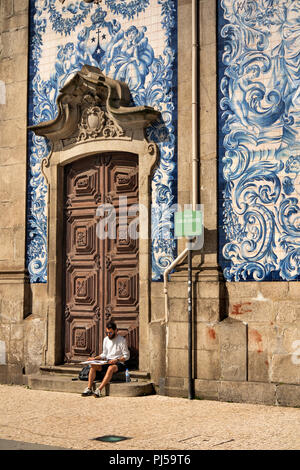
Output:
[{"xmin": 24, "ymin": 373, "xmax": 155, "ymax": 397}]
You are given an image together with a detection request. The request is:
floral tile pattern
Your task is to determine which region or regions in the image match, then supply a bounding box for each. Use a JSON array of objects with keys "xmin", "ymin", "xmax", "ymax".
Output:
[
  {"xmin": 27, "ymin": 0, "xmax": 177, "ymax": 282},
  {"xmin": 218, "ymin": 0, "xmax": 300, "ymax": 281}
]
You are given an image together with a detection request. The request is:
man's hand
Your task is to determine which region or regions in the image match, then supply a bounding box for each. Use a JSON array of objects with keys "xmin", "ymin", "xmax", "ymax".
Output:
[{"xmin": 108, "ymin": 359, "xmax": 118, "ymax": 364}]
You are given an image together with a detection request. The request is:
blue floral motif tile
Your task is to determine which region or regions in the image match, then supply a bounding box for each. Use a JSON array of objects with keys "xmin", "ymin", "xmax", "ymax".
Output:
[
  {"xmin": 26, "ymin": 0, "xmax": 177, "ymax": 283},
  {"xmin": 218, "ymin": 0, "xmax": 300, "ymax": 281}
]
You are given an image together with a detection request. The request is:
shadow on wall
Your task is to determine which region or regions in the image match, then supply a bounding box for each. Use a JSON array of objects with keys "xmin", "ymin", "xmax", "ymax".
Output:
[
  {"xmin": 24, "ymin": 277, "xmax": 33, "ymax": 319},
  {"xmin": 193, "ymin": 271, "xmax": 229, "ymax": 323},
  {"xmin": 148, "ymin": 114, "xmax": 173, "ymax": 173},
  {"xmin": 193, "ymin": 227, "xmax": 229, "ymax": 322}
]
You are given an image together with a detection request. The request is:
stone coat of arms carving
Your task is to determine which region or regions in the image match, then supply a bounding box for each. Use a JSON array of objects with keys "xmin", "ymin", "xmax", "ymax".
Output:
[{"xmin": 78, "ymin": 101, "xmax": 125, "ymax": 141}]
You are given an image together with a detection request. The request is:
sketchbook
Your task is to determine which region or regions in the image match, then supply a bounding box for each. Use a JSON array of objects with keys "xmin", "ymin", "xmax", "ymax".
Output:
[{"xmin": 80, "ymin": 360, "xmax": 108, "ymax": 365}]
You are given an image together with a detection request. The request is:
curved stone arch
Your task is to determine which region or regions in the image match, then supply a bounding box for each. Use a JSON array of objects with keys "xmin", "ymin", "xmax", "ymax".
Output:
[{"xmin": 30, "ymin": 65, "xmax": 160, "ymax": 367}]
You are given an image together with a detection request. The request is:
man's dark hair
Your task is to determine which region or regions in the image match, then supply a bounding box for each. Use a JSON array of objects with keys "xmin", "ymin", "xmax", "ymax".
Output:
[{"xmin": 106, "ymin": 321, "xmax": 117, "ymax": 331}]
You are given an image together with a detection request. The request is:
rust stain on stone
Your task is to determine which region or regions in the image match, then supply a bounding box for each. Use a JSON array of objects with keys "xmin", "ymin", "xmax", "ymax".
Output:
[
  {"xmin": 231, "ymin": 302, "xmax": 252, "ymax": 315},
  {"xmin": 251, "ymin": 329, "xmax": 262, "ymax": 343},
  {"xmin": 208, "ymin": 328, "xmax": 216, "ymax": 340},
  {"xmin": 250, "ymin": 329, "xmax": 263, "ymax": 353}
]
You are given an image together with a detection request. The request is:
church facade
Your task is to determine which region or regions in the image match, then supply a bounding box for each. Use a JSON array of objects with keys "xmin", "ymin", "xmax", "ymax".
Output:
[{"xmin": 0, "ymin": 0, "xmax": 299, "ymax": 406}]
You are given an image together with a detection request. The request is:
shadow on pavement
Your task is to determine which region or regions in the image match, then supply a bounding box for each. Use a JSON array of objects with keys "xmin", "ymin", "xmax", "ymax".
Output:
[{"xmin": 0, "ymin": 439, "xmax": 70, "ymax": 450}]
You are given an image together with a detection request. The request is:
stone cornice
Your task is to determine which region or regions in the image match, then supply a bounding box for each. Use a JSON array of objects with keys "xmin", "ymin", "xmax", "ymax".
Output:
[{"xmin": 0, "ymin": 270, "xmax": 29, "ymax": 283}]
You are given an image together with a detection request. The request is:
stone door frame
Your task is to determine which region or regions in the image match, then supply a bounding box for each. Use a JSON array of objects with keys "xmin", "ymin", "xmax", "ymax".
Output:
[
  {"xmin": 30, "ymin": 65, "xmax": 160, "ymax": 370},
  {"xmin": 63, "ymin": 151, "xmax": 140, "ymax": 363}
]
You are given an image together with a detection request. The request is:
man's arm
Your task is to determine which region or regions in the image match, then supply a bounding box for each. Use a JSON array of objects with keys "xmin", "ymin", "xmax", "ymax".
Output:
[
  {"xmin": 117, "ymin": 337, "xmax": 130, "ymax": 362},
  {"xmin": 107, "ymin": 337, "xmax": 130, "ymax": 364},
  {"xmin": 87, "ymin": 355, "xmax": 106, "ymax": 361}
]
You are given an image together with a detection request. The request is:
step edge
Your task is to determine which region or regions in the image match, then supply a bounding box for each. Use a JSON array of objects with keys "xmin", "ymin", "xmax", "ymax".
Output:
[
  {"xmin": 28, "ymin": 374, "xmax": 153, "ymax": 386},
  {"xmin": 40, "ymin": 366, "xmax": 150, "ymax": 378},
  {"xmin": 26, "ymin": 375, "xmax": 155, "ymax": 396}
]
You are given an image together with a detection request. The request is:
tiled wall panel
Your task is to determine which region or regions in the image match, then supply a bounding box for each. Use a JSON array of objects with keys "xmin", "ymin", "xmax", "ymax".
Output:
[
  {"xmin": 26, "ymin": 0, "xmax": 177, "ymax": 283},
  {"xmin": 218, "ymin": 0, "xmax": 300, "ymax": 281}
]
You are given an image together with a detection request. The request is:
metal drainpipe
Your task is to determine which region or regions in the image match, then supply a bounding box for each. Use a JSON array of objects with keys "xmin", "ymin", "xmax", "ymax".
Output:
[
  {"xmin": 191, "ymin": 0, "xmax": 199, "ymax": 212},
  {"xmin": 163, "ymin": 0, "xmax": 199, "ymax": 391},
  {"xmin": 42, "ymin": 308, "xmax": 49, "ymax": 366}
]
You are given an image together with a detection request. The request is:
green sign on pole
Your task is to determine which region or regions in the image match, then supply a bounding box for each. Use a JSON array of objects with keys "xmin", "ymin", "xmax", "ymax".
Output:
[{"xmin": 174, "ymin": 210, "xmax": 203, "ymax": 238}]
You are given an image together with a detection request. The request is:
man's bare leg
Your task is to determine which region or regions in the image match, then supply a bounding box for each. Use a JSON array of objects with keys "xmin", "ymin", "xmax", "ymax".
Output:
[
  {"xmin": 97, "ymin": 365, "xmax": 118, "ymax": 392},
  {"xmin": 88, "ymin": 365, "xmax": 102, "ymax": 390}
]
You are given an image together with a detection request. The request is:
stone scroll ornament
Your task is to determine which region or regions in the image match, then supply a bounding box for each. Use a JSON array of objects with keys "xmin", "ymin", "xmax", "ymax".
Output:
[
  {"xmin": 218, "ymin": 0, "xmax": 300, "ymax": 281},
  {"xmin": 27, "ymin": 0, "xmax": 177, "ymax": 283}
]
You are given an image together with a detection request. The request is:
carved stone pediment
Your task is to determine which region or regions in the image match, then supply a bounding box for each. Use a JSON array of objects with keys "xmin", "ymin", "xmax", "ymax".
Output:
[{"xmin": 29, "ymin": 65, "xmax": 160, "ymax": 149}]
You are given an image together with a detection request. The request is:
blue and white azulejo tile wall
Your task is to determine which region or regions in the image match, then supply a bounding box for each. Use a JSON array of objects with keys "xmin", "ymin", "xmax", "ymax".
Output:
[
  {"xmin": 27, "ymin": 0, "xmax": 177, "ymax": 283},
  {"xmin": 218, "ymin": 0, "xmax": 300, "ymax": 281}
]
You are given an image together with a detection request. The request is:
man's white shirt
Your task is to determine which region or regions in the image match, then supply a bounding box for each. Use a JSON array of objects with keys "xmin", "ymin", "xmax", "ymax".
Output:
[{"xmin": 100, "ymin": 334, "xmax": 130, "ymax": 363}]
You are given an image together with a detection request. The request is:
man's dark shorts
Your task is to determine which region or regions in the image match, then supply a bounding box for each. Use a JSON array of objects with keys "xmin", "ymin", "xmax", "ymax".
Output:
[{"xmin": 95, "ymin": 361, "xmax": 126, "ymax": 380}]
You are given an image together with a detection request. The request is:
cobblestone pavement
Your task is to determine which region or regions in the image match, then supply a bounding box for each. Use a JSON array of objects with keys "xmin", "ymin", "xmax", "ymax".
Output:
[{"xmin": 0, "ymin": 385, "xmax": 299, "ymax": 450}]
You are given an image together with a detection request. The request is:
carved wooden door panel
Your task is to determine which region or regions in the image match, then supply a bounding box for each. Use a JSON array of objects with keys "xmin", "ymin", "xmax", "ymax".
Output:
[{"xmin": 64, "ymin": 153, "xmax": 139, "ymax": 363}]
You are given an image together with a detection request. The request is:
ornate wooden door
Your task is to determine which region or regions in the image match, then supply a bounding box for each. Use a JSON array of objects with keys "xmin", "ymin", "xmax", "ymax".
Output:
[{"xmin": 64, "ymin": 153, "xmax": 139, "ymax": 363}]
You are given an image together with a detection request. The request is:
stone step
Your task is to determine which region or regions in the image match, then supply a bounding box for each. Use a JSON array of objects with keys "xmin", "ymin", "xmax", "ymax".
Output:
[
  {"xmin": 25, "ymin": 374, "xmax": 155, "ymax": 397},
  {"xmin": 39, "ymin": 365, "xmax": 150, "ymax": 380}
]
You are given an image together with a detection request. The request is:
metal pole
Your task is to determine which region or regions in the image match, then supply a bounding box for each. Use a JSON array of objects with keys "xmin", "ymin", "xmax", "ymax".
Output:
[{"xmin": 188, "ymin": 240, "xmax": 193, "ymax": 400}]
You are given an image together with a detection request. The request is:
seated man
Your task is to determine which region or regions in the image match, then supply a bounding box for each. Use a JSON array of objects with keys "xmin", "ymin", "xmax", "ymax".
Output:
[{"xmin": 81, "ymin": 320, "xmax": 130, "ymax": 397}]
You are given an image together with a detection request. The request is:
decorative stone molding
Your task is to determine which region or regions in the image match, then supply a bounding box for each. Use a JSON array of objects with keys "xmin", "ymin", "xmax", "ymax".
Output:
[
  {"xmin": 29, "ymin": 65, "xmax": 160, "ymax": 153},
  {"xmin": 78, "ymin": 105, "xmax": 124, "ymax": 141},
  {"xmin": 29, "ymin": 64, "xmax": 160, "ymax": 369}
]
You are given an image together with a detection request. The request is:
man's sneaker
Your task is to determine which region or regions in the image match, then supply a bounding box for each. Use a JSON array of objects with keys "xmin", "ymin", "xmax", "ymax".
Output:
[
  {"xmin": 94, "ymin": 388, "xmax": 102, "ymax": 398},
  {"xmin": 81, "ymin": 387, "xmax": 93, "ymax": 397}
]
